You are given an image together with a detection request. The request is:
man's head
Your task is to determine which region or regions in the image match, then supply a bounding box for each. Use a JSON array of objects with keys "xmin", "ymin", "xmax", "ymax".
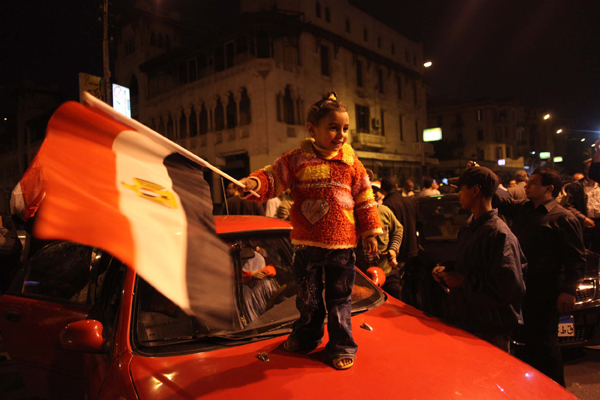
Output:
[
  {"xmin": 573, "ymin": 172, "xmax": 585, "ymax": 182},
  {"xmin": 514, "ymin": 170, "xmax": 528, "ymax": 183},
  {"xmin": 457, "ymin": 166, "xmax": 499, "ymax": 210},
  {"xmin": 403, "ymin": 179, "xmax": 414, "ymax": 192},
  {"xmin": 371, "ymin": 181, "xmax": 384, "ymax": 202},
  {"xmin": 380, "ymin": 176, "xmax": 397, "ymax": 195},
  {"xmin": 422, "ymin": 176, "xmax": 434, "ymax": 189},
  {"xmin": 509, "ymin": 179, "xmax": 517, "ymax": 188},
  {"xmin": 226, "ymin": 182, "xmax": 237, "ymax": 197},
  {"xmin": 526, "ymin": 168, "xmax": 562, "ymax": 202}
]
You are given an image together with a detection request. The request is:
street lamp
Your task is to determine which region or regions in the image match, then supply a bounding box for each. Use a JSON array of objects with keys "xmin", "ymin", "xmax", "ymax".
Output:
[
  {"xmin": 556, "ymin": 129, "xmax": 563, "ymax": 134},
  {"xmin": 543, "ymin": 114, "xmax": 551, "ymax": 120},
  {"xmin": 424, "ymin": 61, "xmax": 433, "ymax": 68},
  {"xmin": 581, "ymin": 138, "xmax": 586, "ymax": 142}
]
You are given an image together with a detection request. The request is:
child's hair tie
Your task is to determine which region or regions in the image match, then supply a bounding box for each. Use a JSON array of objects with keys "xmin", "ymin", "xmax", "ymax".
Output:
[{"xmin": 328, "ymin": 93, "xmax": 336, "ymax": 101}]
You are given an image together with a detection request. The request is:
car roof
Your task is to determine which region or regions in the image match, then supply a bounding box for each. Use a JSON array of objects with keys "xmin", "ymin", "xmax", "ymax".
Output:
[{"xmin": 214, "ymin": 215, "xmax": 292, "ymax": 235}]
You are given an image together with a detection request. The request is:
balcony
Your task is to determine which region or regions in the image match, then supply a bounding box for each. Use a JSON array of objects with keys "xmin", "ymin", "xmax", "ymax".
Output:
[{"xmin": 351, "ymin": 131, "xmax": 386, "ymax": 149}]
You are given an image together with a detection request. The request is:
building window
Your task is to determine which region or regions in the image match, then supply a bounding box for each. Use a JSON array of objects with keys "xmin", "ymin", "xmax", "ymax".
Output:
[
  {"xmin": 405, "ymin": 50, "xmax": 410, "ymax": 62},
  {"xmin": 415, "ymin": 120, "xmax": 420, "ymax": 142},
  {"xmin": 363, "ymin": 28, "xmax": 368, "ymax": 42},
  {"xmin": 377, "ymin": 37, "xmax": 381, "ymax": 49},
  {"xmin": 380, "ymin": 110, "xmax": 385, "ymax": 136},
  {"xmin": 158, "ymin": 33, "xmax": 164, "ymax": 48},
  {"xmin": 391, "ymin": 43, "xmax": 395, "ymax": 55},
  {"xmin": 477, "ymin": 147, "xmax": 484, "ymax": 160},
  {"xmin": 226, "ymin": 93, "xmax": 237, "ymax": 129},
  {"xmin": 399, "ymin": 114, "xmax": 404, "ymax": 141},
  {"xmin": 476, "ymin": 109, "xmax": 482, "ymax": 121},
  {"xmin": 496, "ymin": 146, "xmax": 503, "ymax": 160},
  {"xmin": 199, "ymin": 104, "xmax": 208, "ymax": 134},
  {"xmin": 397, "ymin": 75, "xmax": 402, "ymax": 100},
  {"xmin": 178, "ymin": 111, "xmax": 186, "ymax": 138},
  {"xmin": 457, "ymin": 130, "xmax": 463, "ymax": 143},
  {"xmin": 165, "ymin": 35, "xmax": 170, "ymax": 49},
  {"xmin": 378, "ymin": 69, "xmax": 384, "ymax": 94},
  {"xmin": 166, "ymin": 115, "xmax": 174, "ymax": 139},
  {"xmin": 413, "ymin": 54, "xmax": 417, "ymax": 66},
  {"xmin": 214, "ymin": 46, "xmax": 225, "ymax": 71},
  {"xmin": 256, "ymin": 30, "xmax": 270, "ymax": 58},
  {"xmin": 320, "ymin": 45, "xmax": 330, "ymax": 76},
  {"xmin": 150, "ymin": 31, "xmax": 156, "ymax": 46},
  {"xmin": 284, "ymin": 86, "xmax": 295, "ymax": 125},
  {"xmin": 356, "ymin": 59, "xmax": 363, "ymax": 87},
  {"xmin": 179, "ymin": 62, "xmax": 188, "ymax": 85},
  {"xmin": 188, "ymin": 58, "xmax": 197, "ymax": 82},
  {"xmin": 346, "ymin": 19, "xmax": 351, "ymax": 33},
  {"xmin": 413, "ymin": 80, "xmax": 418, "ymax": 105},
  {"xmin": 189, "ymin": 107, "xmax": 198, "ymax": 137},
  {"xmin": 214, "ymin": 97, "xmax": 225, "ymax": 131},
  {"xmin": 225, "ymin": 42, "xmax": 235, "ymax": 69},
  {"xmin": 276, "ymin": 93, "xmax": 282, "ymax": 122},
  {"xmin": 477, "ymin": 129, "xmax": 484, "ymax": 141},
  {"xmin": 436, "ymin": 116, "xmax": 443, "ymax": 127},
  {"xmin": 356, "ymin": 104, "xmax": 370, "ymax": 133},
  {"xmin": 316, "ymin": 2, "xmax": 321, "ymax": 18},
  {"xmin": 239, "ymin": 88, "xmax": 251, "ymax": 126},
  {"xmin": 325, "ymin": 7, "xmax": 331, "ymax": 22}
]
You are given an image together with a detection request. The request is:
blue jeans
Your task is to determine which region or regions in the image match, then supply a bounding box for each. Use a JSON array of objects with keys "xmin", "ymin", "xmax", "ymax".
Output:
[{"xmin": 289, "ymin": 246, "xmax": 358, "ymax": 360}]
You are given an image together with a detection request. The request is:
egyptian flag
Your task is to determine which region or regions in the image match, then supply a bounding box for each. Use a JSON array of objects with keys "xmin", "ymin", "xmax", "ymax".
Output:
[{"xmin": 31, "ymin": 93, "xmax": 240, "ymax": 331}]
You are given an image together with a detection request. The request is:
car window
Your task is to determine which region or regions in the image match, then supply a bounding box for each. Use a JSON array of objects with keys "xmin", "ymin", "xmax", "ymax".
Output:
[
  {"xmin": 133, "ymin": 230, "xmax": 384, "ymax": 353},
  {"xmin": 420, "ymin": 200, "xmax": 471, "ymax": 240},
  {"xmin": 21, "ymin": 242, "xmax": 103, "ymax": 304}
]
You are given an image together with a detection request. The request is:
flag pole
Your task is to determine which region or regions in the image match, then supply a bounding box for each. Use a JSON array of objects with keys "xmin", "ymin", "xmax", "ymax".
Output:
[{"xmin": 82, "ymin": 92, "xmax": 259, "ymax": 198}]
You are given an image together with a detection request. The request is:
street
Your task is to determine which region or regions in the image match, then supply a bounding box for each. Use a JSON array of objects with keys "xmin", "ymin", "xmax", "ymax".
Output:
[{"xmin": 565, "ymin": 346, "xmax": 600, "ymax": 399}]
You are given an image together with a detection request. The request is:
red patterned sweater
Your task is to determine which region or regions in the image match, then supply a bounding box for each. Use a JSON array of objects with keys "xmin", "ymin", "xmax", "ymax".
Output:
[{"xmin": 242, "ymin": 138, "xmax": 382, "ymax": 249}]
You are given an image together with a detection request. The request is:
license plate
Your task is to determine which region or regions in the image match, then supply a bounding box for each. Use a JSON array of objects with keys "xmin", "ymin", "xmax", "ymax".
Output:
[{"xmin": 558, "ymin": 316, "xmax": 575, "ymax": 337}]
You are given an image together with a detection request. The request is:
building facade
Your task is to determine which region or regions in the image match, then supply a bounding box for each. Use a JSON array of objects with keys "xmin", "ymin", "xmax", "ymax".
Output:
[
  {"xmin": 0, "ymin": 83, "xmax": 62, "ymax": 214},
  {"xmin": 428, "ymin": 99, "xmax": 532, "ymax": 180},
  {"xmin": 114, "ymin": 0, "xmax": 434, "ymax": 204}
]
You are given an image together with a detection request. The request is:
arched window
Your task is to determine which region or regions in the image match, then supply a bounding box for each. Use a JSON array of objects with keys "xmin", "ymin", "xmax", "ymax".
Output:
[
  {"xmin": 214, "ymin": 97, "xmax": 225, "ymax": 131},
  {"xmin": 226, "ymin": 92, "xmax": 237, "ymax": 129},
  {"xmin": 158, "ymin": 33, "xmax": 164, "ymax": 48},
  {"xmin": 315, "ymin": 2, "xmax": 321, "ymax": 18},
  {"xmin": 284, "ymin": 86, "xmax": 295, "ymax": 125},
  {"xmin": 166, "ymin": 115, "xmax": 174, "ymax": 139},
  {"xmin": 325, "ymin": 7, "xmax": 331, "ymax": 22},
  {"xmin": 178, "ymin": 110, "xmax": 186, "ymax": 138},
  {"xmin": 150, "ymin": 31, "xmax": 156, "ymax": 46},
  {"xmin": 239, "ymin": 88, "xmax": 251, "ymax": 126},
  {"xmin": 189, "ymin": 107, "xmax": 198, "ymax": 137},
  {"xmin": 199, "ymin": 104, "xmax": 208, "ymax": 134},
  {"xmin": 346, "ymin": 19, "xmax": 351, "ymax": 33}
]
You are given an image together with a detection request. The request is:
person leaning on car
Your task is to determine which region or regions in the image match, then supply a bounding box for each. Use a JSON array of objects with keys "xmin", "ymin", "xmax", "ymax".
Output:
[
  {"xmin": 432, "ymin": 165, "xmax": 526, "ymax": 352},
  {"xmin": 493, "ymin": 166, "xmax": 585, "ymax": 387}
]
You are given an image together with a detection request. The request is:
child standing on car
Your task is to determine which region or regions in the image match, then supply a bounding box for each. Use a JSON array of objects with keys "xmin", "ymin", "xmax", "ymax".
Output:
[{"xmin": 238, "ymin": 90, "xmax": 382, "ymax": 370}]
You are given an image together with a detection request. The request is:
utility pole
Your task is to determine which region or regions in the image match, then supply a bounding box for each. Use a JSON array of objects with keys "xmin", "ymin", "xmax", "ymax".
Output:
[{"xmin": 103, "ymin": 0, "xmax": 111, "ymax": 105}]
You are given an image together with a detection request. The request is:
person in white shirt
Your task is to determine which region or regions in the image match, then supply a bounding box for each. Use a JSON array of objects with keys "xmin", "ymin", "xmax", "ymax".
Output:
[{"xmin": 419, "ymin": 176, "xmax": 440, "ymax": 197}]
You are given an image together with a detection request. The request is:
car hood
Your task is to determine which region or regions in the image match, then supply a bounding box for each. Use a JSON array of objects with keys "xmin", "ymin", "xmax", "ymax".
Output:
[{"xmin": 129, "ymin": 297, "xmax": 574, "ymax": 400}]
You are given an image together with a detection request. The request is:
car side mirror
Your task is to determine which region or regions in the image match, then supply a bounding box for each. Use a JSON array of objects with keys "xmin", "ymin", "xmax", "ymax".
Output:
[{"xmin": 59, "ymin": 319, "xmax": 106, "ymax": 353}]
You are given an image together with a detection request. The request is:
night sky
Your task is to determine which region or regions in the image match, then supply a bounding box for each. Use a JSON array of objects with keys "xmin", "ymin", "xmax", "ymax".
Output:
[{"xmin": 2, "ymin": 0, "xmax": 599, "ymax": 131}]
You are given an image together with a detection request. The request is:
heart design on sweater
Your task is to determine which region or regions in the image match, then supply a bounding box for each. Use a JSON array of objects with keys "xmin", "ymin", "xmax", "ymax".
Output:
[{"xmin": 301, "ymin": 198, "xmax": 330, "ymax": 224}]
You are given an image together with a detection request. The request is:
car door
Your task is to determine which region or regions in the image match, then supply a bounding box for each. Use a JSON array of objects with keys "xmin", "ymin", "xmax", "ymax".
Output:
[{"xmin": 0, "ymin": 241, "xmax": 104, "ymax": 399}]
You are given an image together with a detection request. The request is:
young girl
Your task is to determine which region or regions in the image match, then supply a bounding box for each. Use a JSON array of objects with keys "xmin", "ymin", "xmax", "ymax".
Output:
[{"xmin": 239, "ymin": 90, "xmax": 382, "ymax": 370}]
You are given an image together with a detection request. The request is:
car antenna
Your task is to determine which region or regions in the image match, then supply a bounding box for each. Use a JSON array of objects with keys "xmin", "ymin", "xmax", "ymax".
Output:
[{"xmin": 221, "ymin": 176, "xmax": 230, "ymax": 216}]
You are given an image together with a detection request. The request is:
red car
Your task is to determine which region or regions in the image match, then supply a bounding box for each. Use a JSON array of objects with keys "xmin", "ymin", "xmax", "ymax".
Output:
[{"xmin": 0, "ymin": 216, "xmax": 575, "ymax": 399}]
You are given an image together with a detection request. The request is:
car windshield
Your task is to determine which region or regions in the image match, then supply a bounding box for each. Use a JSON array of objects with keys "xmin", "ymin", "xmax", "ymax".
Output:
[
  {"xmin": 132, "ymin": 230, "xmax": 384, "ymax": 354},
  {"xmin": 419, "ymin": 198, "xmax": 471, "ymax": 241}
]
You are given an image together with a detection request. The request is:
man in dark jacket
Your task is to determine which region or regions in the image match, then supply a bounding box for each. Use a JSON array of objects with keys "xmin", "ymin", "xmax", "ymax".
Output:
[
  {"xmin": 222, "ymin": 182, "xmax": 265, "ymax": 216},
  {"xmin": 564, "ymin": 159, "xmax": 600, "ymax": 252},
  {"xmin": 380, "ymin": 177, "xmax": 418, "ymax": 264},
  {"xmin": 432, "ymin": 166, "xmax": 526, "ymax": 351},
  {"xmin": 494, "ymin": 167, "xmax": 585, "ymax": 387}
]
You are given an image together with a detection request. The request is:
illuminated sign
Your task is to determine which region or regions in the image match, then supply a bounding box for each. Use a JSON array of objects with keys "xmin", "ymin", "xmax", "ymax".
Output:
[
  {"xmin": 112, "ymin": 84, "xmax": 131, "ymax": 118},
  {"xmin": 497, "ymin": 159, "xmax": 506, "ymax": 166},
  {"xmin": 539, "ymin": 152, "xmax": 551, "ymax": 159},
  {"xmin": 423, "ymin": 127, "xmax": 442, "ymax": 142},
  {"xmin": 553, "ymin": 156, "xmax": 563, "ymax": 163}
]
